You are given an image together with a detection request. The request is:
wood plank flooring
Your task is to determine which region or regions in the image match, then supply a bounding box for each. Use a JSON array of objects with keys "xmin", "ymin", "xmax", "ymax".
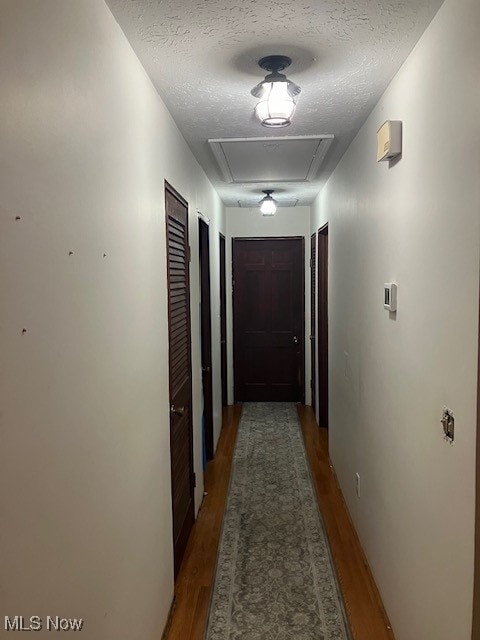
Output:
[
  {"xmin": 163, "ymin": 404, "xmax": 395, "ymax": 640},
  {"xmin": 298, "ymin": 405, "xmax": 395, "ymax": 640}
]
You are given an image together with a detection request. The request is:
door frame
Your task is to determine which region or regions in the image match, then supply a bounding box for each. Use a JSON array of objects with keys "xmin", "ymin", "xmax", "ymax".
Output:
[
  {"xmin": 317, "ymin": 224, "xmax": 329, "ymax": 429},
  {"xmin": 310, "ymin": 233, "xmax": 317, "ymax": 413},
  {"xmin": 164, "ymin": 180, "xmax": 195, "ymax": 578},
  {"xmin": 473, "ymin": 293, "xmax": 480, "ymax": 638},
  {"xmin": 199, "ymin": 217, "xmax": 214, "ymax": 462},
  {"xmin": 232, "ymin": 236, "xmax": 305, "ymax": 404},
  {"xmin": 219, "ymin": 233, "xmax": 228, "ymax": 408}
]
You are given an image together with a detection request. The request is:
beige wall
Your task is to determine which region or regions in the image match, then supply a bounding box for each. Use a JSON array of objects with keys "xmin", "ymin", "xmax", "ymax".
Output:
[
  {"xmin": 225, "ymin": 206, "xmax": 312, "ymax": 405},
  {"xmin": 0, "ymin": 1, "xmax": 224, "ymax": 638},
  {"xmin": 311, "ymin": 0, "xmax": 480, "ymax": 637}
]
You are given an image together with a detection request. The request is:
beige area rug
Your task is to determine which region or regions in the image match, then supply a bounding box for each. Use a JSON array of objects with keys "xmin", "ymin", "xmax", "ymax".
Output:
[{"xmin": 205, "ymin": 402, "xmax": 352, "ymax": 640}]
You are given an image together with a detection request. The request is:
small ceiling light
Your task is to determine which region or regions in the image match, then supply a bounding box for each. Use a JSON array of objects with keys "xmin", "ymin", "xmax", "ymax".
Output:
[
  {"xmin": 260, "ymin": 190, "xmax": 277, "ymax": 216},
  {"xmin": 251, "ymin": 55, "xmax": 301, "ymax": 128}
]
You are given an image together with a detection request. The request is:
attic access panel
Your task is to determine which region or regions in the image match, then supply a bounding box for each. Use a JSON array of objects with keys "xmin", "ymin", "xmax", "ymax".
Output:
[{"xmin": 208, "ymin": 135, "xmax": 334, "ymax": 184}]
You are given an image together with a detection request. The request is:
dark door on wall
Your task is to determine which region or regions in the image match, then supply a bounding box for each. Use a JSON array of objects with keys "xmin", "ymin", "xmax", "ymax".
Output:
[
  {"xmin": 219, "ymin": 234, "xmax": 228, "ymax": 407},
  {"xmin": 165, "ymin": 183, "xmax": 195, "ymax": 579},
  {"xmin": 233, "ymin": 237, "xmax": 305, "ymax": 403},
  {"xmin": 318, "ymin": 225, "xmax": 329, "ymax": 429},
  {"xmin": 310, "ymin": 233, "xmax": 317, "ymax": 413},
  {"xmin": 199, "ymin": 218, "xmax": 214, "ymax": 461}
]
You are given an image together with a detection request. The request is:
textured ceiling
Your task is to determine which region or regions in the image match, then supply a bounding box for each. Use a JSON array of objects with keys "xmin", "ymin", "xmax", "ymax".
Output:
[{"xmin": 106, "ymin": 0, "xmax": 444, "ymax": 206}]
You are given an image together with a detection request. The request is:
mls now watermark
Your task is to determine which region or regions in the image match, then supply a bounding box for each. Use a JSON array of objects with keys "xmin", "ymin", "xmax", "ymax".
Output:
[{"xmin": 5, "ymin": 616, "xmax": 84, "ymax": 632}]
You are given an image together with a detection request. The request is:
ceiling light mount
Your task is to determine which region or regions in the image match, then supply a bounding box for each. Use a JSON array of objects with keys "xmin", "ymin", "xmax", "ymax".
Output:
[
  {"xmin": 259, "ymin": 189, "xmax": 277, "ymax": 216},
  {"xmin": 251, "ymin": 55, "xmax": 301, "ymax": 128},
  {"xmin": 258, "ymin": 55, "xmax": 293, "ymax": 73}
]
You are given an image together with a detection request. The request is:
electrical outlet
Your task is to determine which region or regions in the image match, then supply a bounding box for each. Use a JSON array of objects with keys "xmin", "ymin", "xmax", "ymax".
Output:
[{"xmin": 356, "ymin": 472, "xmax": 361, "ymax": 498}]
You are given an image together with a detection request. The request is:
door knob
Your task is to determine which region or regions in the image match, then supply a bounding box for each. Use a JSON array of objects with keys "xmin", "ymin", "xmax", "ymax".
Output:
[
  {"xmin": 170, "ymin": 404, "xmax": 186, "ymax": 417},
  {"xmin": 293, "ymin": 336, "xmax": 299, "ymax": 344}
]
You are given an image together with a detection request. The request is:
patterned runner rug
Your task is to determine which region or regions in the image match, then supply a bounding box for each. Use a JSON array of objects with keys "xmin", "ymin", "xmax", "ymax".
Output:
[{"xmin": 205, "ymin": 403, "xmax": 351, "ymax": 640}]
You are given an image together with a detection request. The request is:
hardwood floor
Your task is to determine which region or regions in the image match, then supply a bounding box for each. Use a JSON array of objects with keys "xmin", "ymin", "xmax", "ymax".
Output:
[
  {"xmin": 163, "ymin": 406, "xmax": 242, "ymax": 640},
  {"xmin": 298, "ymin": 405, "xmax": 395, "ymax": 640},
  {"xmin": 163, "ymin": 404, "xmax": 395, "ymax": 640}
]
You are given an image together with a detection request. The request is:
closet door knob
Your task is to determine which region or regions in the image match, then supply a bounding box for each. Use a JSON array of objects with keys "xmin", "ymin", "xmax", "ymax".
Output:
[{"xmin": 170, "ymin": 404, "xmax": 186, "ymax": 417}]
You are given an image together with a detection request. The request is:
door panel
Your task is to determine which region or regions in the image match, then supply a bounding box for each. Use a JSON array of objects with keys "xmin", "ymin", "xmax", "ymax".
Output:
[
  {"xmin": 219, "ymin": 234, "xmax": 228, "ymax": 407},
  {"xmin": 199, "ymin": 218, "xmax": 214, "ymax": 461},
  {"xmin": 165, "ymin": 183, "xmax": 194, "ymax": 579},
  {"xmin": 310, "ymin": 233, "xmax": 317, "ymax": 413},
  {"xmin": 233, "ymin": 238, "xmax": 304, "ymax": 403}
]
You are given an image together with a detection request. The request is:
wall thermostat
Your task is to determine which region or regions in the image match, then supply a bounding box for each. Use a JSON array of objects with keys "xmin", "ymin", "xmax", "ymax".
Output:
[
  {"xmin": 384, "ymin": 283, "xmax": 397, "ymax": 312},
  {"xmin": 377, "ymin": 121, "xmax": 402, "ymax": 162}
]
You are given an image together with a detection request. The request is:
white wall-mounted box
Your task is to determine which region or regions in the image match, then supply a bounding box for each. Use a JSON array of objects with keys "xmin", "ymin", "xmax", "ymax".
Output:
[
  {"xmin": 384, "ymin": 283, "xmax": 397, "ymax": 312},
  {"xmin": 377, "ymin": 121, "xmax": 402, "ymax": 161}
]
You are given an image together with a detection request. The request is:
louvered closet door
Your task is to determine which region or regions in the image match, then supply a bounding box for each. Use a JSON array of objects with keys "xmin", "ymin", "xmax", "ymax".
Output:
[{"xmin": 165, "ymin": 184, "xmax": 194, "ymax": 579}]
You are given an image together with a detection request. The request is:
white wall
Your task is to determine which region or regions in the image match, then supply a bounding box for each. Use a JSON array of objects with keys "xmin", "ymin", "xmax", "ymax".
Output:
[
  {"xmin": 0, "ymin": 1, "xmax": 224, "ymax": 639},
  {"xmin": 226, "ymin": 206, "xmax": 312, "ymax": 405},
  {"xmin": 311, "ymin": 0, "xmax": 480, "ymax": 638}
]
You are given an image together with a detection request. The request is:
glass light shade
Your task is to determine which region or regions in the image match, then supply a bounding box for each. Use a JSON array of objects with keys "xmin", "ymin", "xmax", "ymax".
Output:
[
  {"xmin": 260, "ymin": 197, "xmax": 277, "ymax": 215},
  {"xmin": 254, "ymin": 81, "xmax": 296, "ymax": 128}
]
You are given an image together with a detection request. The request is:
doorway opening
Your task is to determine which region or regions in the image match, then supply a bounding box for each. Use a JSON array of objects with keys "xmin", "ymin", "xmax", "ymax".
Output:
[
  {"xmin": 199, "ymin": 218, "xmax": 214, "ymax": 462},
  {"xmin": 165, "ymin": 182, "xmax": 195, "ymax": 578},
  {"xmin": 318, "ymin": 224, "xmax": 329, "ymax": 429},
  {"xmin": 233, "ymin": 237, "xmax": 305, "ymax": 403}
]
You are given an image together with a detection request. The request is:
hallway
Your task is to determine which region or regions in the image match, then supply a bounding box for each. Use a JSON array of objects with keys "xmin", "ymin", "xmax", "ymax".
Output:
[
  {"xmin": 165, "ymin": 406, "xmax": 393, "ymax": 640},
  {"xmin": 1, "ymin": 1, "xmax": 480, "ymax": 640}
]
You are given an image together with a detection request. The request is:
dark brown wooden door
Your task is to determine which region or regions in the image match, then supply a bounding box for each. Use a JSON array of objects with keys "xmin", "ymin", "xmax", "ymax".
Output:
[
  {"xmin": 318, "ymin": 225, "xmax": 329, "ymax": 429},
  {"xmin": 199, "ymin": 218, "xmax": 214, "ymax": 461},
  {"xmin": 233, "ymin": 237, "xmax": 304, "ymax": 403},
  {"xmin": 310, "ymin": 233, "xmax": 317, "ymax": 413},
  {"xmin": 165, "ymin": 183, "xmax": 195, "ymax": 579},
  {"xmin": 219, "ymin": 234, "xmax": 228, "ymax": 408}
]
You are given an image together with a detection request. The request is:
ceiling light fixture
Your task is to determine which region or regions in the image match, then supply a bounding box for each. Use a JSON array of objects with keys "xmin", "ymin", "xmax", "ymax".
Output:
[
  {"xmin": 259, "ymin": 190, "xmax": 277, "ymax": 216},
  {"xmin": 251, "ymin": 55, "xmax": 301, "ymax": 128}
]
